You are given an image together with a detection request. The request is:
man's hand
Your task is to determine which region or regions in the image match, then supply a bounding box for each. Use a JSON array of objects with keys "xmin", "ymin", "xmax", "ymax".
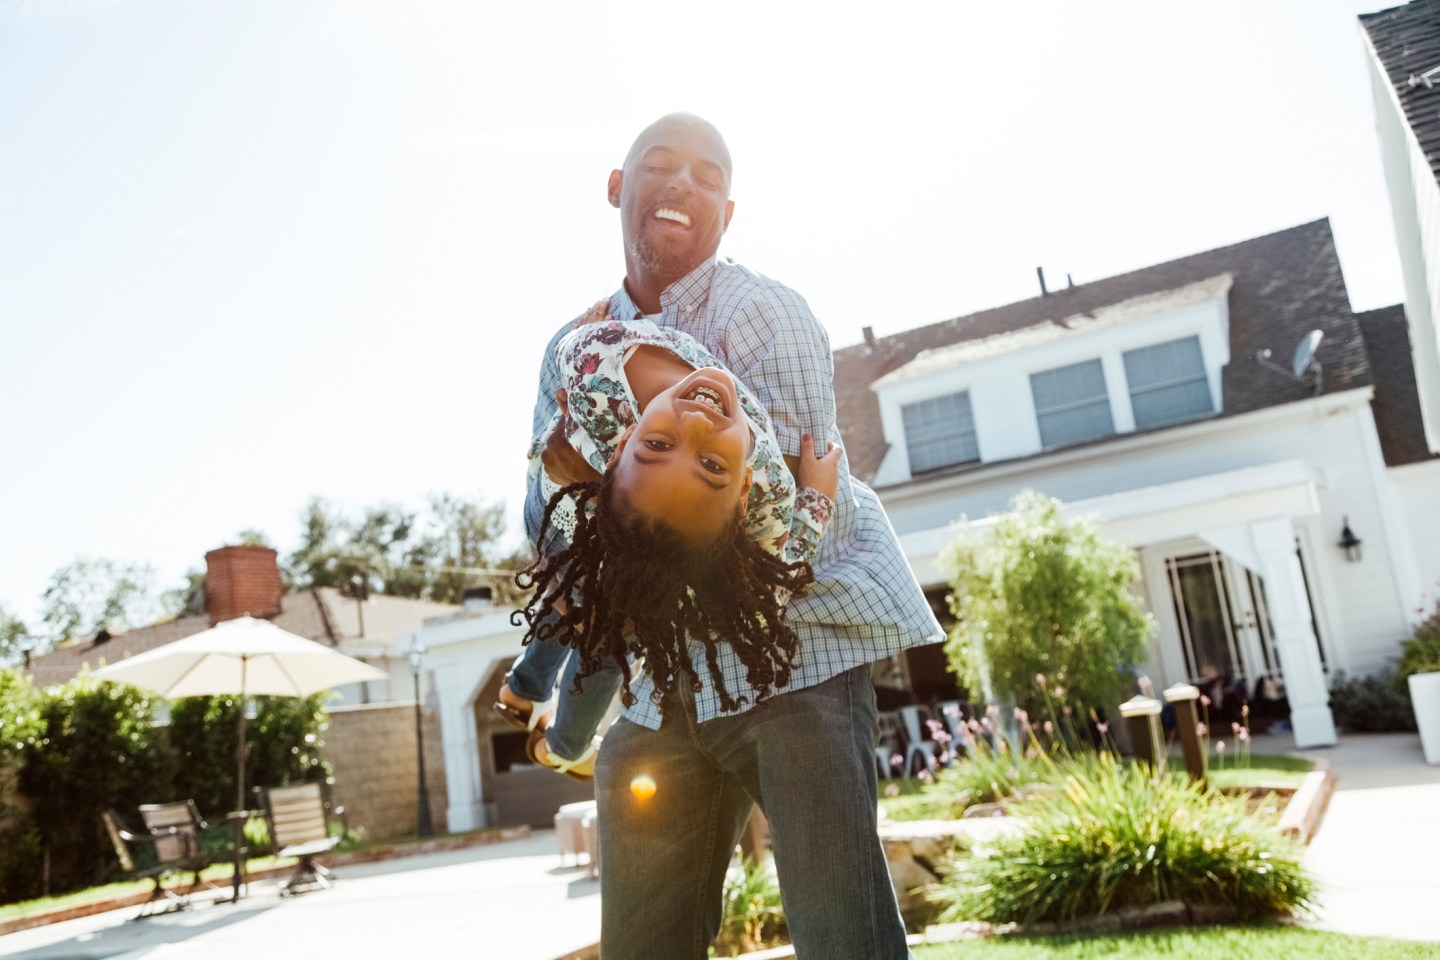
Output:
[
  {"xmin": 541, "ymin": 389, "xmax": 602, "ymax": 486},
  {"xmin": 795, "ymin": 434, "xmax": 842, "ymax": 501},
  {"xmin": 575, "ymin": 299, "xmax": 613, "ymax": 328}
]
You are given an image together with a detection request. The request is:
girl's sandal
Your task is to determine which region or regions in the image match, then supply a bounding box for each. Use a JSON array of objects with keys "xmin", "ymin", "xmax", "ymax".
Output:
[
  {"xmin": 526, "ymin": 727, "xmax": 601, "ymax": 782},
  {"xmin": 493, "ymin": 677, "xmax": 556, "ymax": 733}
]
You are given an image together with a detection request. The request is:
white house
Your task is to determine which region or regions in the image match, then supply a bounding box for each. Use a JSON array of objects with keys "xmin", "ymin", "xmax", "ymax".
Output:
[
  {"xmin": 835, "ymin": 218, "xmax": 1440, "ymax": 750},
  {"xmin": 405, "ymin": 594, "xmax": 593, "ymax": 832}
]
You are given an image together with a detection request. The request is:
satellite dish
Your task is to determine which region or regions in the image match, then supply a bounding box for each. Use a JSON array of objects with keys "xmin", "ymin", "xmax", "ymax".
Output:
[
  {"xmin": 1292, "ymin": 329, "xmax": 1323, "ymax": 379},
  {"xmin": 1255, "ymin": 328, "xmax": 1324, "ymax": 395}
]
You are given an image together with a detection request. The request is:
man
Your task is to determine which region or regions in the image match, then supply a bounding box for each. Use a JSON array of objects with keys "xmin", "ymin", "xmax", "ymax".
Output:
[{"xmin": 526, "ymin": 112, "xmax": 943, "ymax": 959}]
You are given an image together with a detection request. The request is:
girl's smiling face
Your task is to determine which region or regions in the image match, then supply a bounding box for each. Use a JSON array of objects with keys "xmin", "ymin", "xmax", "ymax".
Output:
[{"xmin": 609, "ymin": 366, "xmax": 753, "ymax": 542}]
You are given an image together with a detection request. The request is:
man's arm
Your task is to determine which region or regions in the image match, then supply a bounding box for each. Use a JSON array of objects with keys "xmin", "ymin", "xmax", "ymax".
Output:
[
  {"xmin": 524, "ymin": 323, "xmax": 598, "ymax": 549},
  {"xmin": 722, "ymin": 288, "xmax": 837, "ymax": 461}
]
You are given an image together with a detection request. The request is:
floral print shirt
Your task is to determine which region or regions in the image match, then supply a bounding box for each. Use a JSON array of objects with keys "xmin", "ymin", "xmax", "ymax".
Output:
[{"xmin": 528, "ymin": 317, "xmax": 833, "ymax": 564}]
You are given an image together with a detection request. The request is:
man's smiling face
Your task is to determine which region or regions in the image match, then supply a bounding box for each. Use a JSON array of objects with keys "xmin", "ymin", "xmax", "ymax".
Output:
[{"xmin": 610, "ymin": 114, "xmax": 734, "ymax": 292}]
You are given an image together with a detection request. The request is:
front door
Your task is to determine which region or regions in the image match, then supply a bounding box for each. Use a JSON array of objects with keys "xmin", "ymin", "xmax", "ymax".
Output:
[{"xmin": 1164, "ymin": 550, "xmax": 1279, "ymax": 690}]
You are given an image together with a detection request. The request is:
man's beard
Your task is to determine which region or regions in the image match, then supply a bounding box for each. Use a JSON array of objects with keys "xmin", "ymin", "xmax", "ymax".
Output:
[{"xmin": 630, "ymin": 231, "xmax": 690, "ymax": 281}]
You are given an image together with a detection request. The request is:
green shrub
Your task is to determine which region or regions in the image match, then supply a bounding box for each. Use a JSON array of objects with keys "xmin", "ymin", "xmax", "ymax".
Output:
[
  {"xmin": 1399, "ymin": 604, "xmax": 1440, "ymax": 679},
  {"xmin": 0, "ymin": 669, "xmax": 46, "ymax": 903},
  {"xmin": 16, "ymin": 673, "xmax": 175, "ymax": 898},
  {"xmin": 931, "ymin": 753, "xmax": 1314, "ymax": 926},
  {"xmin": 168, "ymin": 693, "xmax": 331, "ymax": 817},
  {"xmin": 712, "ymin": 855, "xmax": 786, "ymax": 956},
  {"xmin": 1327, "ymin": 669, "xmax": 1416, "ymax": 733},
  {"xmin": 941, "ymin": 492, "xmax": 1154, "ymax": 717},
  {"xmin": 0, "ymin": 670, "xmax": 331, "ymax": 904}
]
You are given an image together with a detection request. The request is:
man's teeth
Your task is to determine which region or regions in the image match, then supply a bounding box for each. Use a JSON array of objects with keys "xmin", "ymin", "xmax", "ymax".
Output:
[{"xmin": 655, "ymin": 208, "xmax": 691, "ymax": 226}]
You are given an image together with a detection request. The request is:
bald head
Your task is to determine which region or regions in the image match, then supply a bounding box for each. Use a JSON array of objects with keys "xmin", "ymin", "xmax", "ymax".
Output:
[
  {"xmin": 610, "ymin": 112, "xmax": 736, "ymax": 312},
  {"xmin": 623, "ymin": 112, "xmax": 733, "ymax": 186}
]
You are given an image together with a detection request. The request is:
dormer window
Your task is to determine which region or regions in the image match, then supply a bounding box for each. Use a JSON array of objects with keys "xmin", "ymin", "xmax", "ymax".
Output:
[
  {"xmin": 867, "ymin": 275, "xmax": 1231, "ymax": 486},
  {"xmin": 1123, "ymin": 336, "xmax": 1213, "ymax": 428},
  {"xmin": 902, "ymin": 391, "xmax": 978, "ymax": 472},
  {"xmin": 1030, "ymin": 359, "xmax": 1115, "ymax": 449}
]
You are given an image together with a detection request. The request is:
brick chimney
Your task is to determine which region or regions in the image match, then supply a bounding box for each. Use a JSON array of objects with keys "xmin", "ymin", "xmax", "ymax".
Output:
[{"xmin": 205, "ymin": 544, "xmax": 284, "ymax": 625}]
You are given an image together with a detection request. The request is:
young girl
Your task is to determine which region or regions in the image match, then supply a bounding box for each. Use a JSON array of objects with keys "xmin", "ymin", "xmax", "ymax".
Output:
[{"xmin": 497, "ymin": 303, "xmax": 840, "ymax": 779}]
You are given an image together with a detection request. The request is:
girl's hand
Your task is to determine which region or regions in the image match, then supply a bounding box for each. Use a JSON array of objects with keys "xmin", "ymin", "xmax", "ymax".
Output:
[
  {"xmin": 797, "ymin": 435, "xmax": 841, "ymax": 501},
  {"xmin": 575, "ymin": 299, "xmax": 613, "ymax": 328}
]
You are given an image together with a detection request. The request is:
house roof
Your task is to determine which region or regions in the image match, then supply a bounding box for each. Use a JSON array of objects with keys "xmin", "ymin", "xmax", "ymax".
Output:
[
  {"xmin": 834, "ymin": 219, "xmax": 1370, "ymax": 484},
  {"xmin": 1362, "ymin": 0, "xmax": 1440, "ymax": 190},
  {"xmin": 24, "ymin": 587, "xmax": 459, "ymax": 689},
  {"xmin": 1357, "ymin": 303, "xmax": 1438, "ymax": 467}
]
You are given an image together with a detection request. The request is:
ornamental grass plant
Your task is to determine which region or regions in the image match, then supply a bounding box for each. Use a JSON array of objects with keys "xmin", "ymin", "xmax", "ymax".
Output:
[
  {"xmin": 930, "ymin": 751, "xmax": 1314, "ymax": 926},
  {"xmin": 712, "ymin": 855, "xmax": 786, "ymax": 957}
]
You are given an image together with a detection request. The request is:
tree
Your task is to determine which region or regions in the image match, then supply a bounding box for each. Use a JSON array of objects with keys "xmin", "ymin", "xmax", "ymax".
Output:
[
  {"xmin": 416, "ymin": 492, "xmax": 527, "ymax": 606},
  {"xmin": 0, "ymin": 607, "xmax": 33, "ymax": 666},
  {"xmin": 941, "ymin": 491, "xmax": 1154, "ymax": 716},
  {"xmin": 285, "ymin": 493, "xmax": 525, "ymax": 606},
  {"xmin": 38, "ymin": 559, "xmax": 160, "ymax": 651}
]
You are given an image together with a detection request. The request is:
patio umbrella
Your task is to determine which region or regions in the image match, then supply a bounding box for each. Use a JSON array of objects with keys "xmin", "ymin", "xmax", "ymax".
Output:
[{"xmin": 92, "ymin": 615, "xmax": 389, "ymax": 817}]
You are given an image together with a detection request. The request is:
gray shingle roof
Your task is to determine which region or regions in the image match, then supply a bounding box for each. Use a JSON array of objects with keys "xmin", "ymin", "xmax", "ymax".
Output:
[
  {"xmin": 24, "ymin": 587, "xmax": 458, "ymax": 689},
  {"xmin": 1362, "ymin": 0, "xmax": 1440, "ymax": 190},
  {"xmin": 1357, "ymin": 303, "xmax": 1438, "ymax": 466},
  {"xmin": 834, "ymin": 219, "xmax": 1370, "ymax": 484}
]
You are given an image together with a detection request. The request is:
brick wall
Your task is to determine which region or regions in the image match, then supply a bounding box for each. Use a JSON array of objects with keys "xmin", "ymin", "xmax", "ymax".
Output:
[{"xmin": 325, "ymin": 702, "xmax": 448, "ymax": 840}]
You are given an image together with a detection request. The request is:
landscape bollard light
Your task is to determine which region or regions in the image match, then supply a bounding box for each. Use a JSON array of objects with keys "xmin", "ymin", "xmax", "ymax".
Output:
[
  {"xmin": 1164, "ymin": 683, "xmax": 1206, "ymax": 785},
  {"xmin": 1119, "ymin": 695, "xmax": 1163, "ymax": 772},
  {"xmin": 409, "ymin": 640, "xmax": 434, "ymax": 839}
]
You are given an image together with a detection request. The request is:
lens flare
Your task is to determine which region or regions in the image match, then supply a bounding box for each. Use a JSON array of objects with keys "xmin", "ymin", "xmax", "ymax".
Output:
[{"xmin": 630, "ymin": 774, "xmax": 657, "ymax": 800}]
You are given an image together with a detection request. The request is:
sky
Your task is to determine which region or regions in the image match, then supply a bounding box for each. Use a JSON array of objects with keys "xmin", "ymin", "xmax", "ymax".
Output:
[{"xmin": 0, "ymin": 0, "xmax": 1411, "ymax": 634}]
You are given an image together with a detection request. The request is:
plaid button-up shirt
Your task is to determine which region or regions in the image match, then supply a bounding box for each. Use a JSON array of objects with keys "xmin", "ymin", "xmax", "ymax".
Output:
[{"xmin": 525, "ymin": 257, "xmax": 943, "ymax": 728}]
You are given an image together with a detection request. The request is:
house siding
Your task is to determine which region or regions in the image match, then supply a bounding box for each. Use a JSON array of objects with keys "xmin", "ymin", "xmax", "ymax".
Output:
[
  {"xmin": 1367, "ymin": 36, "xmax": 1440, "ymax": 453},
  {"xmin": 876, "ymin": 397, "xmax": 1413, "ymax": 682},
  {"xmin": 1393, "ymin": 460, "xmax": 1440, "ymax": 616}
]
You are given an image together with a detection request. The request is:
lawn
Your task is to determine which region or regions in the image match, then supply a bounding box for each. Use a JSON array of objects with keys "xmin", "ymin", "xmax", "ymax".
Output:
[
  {"xmin": 913, "ymin": 926, "xmax": 1438, "ymax": 959},
  {"xmin": 0, "ymin": 854, "xmax": 290, "ymax": 923}
]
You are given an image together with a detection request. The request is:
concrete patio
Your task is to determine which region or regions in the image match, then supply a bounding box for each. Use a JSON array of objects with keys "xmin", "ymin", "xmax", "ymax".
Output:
[{"xmin": 0, "ymin": 829, "xmax": 600, "ymax": 960}]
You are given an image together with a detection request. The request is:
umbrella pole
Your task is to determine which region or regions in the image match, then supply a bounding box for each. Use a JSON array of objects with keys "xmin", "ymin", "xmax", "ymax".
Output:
[{"xmin": 231, "ymin": 656, "xmax": 249, "ymax": 903}]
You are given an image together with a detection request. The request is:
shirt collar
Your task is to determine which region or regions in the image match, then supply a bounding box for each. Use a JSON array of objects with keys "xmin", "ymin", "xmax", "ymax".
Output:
[{"xmin": 611, "ymin": 257, "xmax": 719, "ymax": 322}]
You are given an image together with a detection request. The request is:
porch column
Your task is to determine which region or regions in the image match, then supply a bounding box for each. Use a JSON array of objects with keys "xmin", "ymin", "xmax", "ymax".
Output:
[
  {"xmin": 1250, "ymin": 517, "xmax": 1337, "ymax": 748},
  {"xmin": 433, "ymin": 663, "xmax": 486, "ymax": 832}
]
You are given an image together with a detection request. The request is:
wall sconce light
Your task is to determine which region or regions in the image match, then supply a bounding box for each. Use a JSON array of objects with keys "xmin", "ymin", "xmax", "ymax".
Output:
[{"xmin": 1338, "ymin": 517, "xmax": 1362, "ymax": 563}]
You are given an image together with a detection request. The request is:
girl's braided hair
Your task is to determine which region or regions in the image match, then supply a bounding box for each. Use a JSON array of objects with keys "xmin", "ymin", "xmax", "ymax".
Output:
[{"xmin": 513, "ymin": 470, "xmax": 815, "ymax": 713}]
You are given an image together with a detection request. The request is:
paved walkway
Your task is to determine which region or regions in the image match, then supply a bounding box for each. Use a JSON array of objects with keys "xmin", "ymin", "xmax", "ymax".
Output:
[
  {"xmin": 1258, "ymin": 730, "xmax": 1440, "ymax": 943},
  {"xmin": 0, "ymin": 830, "xmax": 600, "ymax": 960},
  {"xmin": 2, "ymin": 731, "xmax": 1436, "ymax": 958}
]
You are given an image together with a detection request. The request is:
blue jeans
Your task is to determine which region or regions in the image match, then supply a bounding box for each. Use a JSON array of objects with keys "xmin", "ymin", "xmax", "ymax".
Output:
[
  {"xmin": 507, "ymin": 626, "xmax": 621, "ymax": 762},
  {"xmin": 595, "ymin": 665, "xmax": 911, "ymax": 960}
]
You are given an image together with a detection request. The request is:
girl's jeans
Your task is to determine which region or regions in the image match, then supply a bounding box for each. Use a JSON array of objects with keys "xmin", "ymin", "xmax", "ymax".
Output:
[{"xmin": 506, "ymin": 621, "xmax": 621, "ymax": 761}]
